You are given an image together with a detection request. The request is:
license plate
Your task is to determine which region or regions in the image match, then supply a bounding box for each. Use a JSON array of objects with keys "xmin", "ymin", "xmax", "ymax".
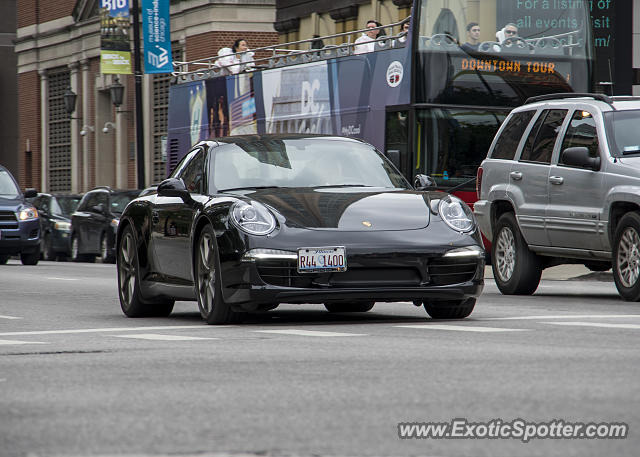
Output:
[{"xmin": 297, "ymin": 246, "xmax": 347, "ymax": 273}]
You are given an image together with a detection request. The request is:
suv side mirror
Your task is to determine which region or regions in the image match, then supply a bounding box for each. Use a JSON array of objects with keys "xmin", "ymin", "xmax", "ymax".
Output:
[
  {"xmin": 562, "ymin": 147, "xmax": 601, "ymax": 171},
  {"xmin": 414, "ymin": 174, "xmax": 437, "ymax": 191},
  {"xmin": 158, "ymin": 178, "xmax": 192, "ymax": 202},
  {"xmin": 24, "ymin": 188, "xmax": 37, "ymax": 198},
  {"xmin": 91, "ymin": 203, "xmax": 106, "ymax": 214}
]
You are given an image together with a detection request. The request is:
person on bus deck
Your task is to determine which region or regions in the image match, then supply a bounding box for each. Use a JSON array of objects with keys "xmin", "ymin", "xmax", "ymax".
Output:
[
  {"xmin": 497, "ymin": 23, "xmax": 518, "ymax": 43},
  {"xmin": 397, "ymin": 21, "xmax": 410, "ymax": 44},
  {"xmin": 460, "ymin": 22, "xmax": 481, "ymax": 52},
  {"xmin": 354, "ymin": 20, "xmax": 382, "ymax": 54},
  {"xmin": 215, "ymin": 39, "xmax": 255, "ymax": 74}
]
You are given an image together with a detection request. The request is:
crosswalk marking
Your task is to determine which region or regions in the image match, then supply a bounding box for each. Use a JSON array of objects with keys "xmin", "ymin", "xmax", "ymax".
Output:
[
  {"xmin": 254, "ymin": 329, "xmax": 366, "ymax": 337},
  {"xmin": 0, "ymin": 315, "xmax": 22, "ymax": 320},
  {"xmin": 113, "ymin": 333, "xmax": 218, "ymax": 341},
  {"xmin": 481, "ymin": 314, "xmax": 640, "ymax": 321},
  {"xmin": 0, "ymin": 339, "xmax": 48, "ymax": 345},
  {"xmin": 0, "ymin": 325, "xmax": 215, "ymax": 337},
  {"xmin": 544, "ymin": 321, "xmax": 640, "ymax": 330},
  {"xmin": 395, "ymin": 324, "xmax": 528, "ymax": 332}
]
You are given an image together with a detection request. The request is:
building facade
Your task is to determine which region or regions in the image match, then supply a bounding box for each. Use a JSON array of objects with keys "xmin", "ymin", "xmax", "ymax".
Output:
[{"xmin": 15, "ymin": 0, "xmax": 278, "ymax": 193}]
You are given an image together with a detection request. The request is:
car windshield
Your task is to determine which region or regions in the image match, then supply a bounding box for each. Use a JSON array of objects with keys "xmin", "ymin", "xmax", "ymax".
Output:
[
  {"xmin": 211, "ymin": 137, "xmax": 409, "ymax": 191},
  {"xmin": 111, "ymin": 192, "xmax": 139, "ymax": 214},
  {"xmin": 605, "ymin": 110, "xmax": 640, "ymax": 156},
  {"xmin": 52, "ymin": 196, "xmax": 81, "ymax": 217},
  {"xmin": 0, "ymin": 170, "xmax": 20, "ymax": 198}
]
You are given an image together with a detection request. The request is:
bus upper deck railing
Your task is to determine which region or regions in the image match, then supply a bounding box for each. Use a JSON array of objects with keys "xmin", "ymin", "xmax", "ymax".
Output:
[{"xmin": 172, "ymin": 17, "xmax": 410, "ymax": 82}]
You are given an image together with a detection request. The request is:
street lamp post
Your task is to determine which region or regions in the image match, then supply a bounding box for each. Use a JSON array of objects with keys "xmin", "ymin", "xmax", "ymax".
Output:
[{"xmin": 131, "ymin": 0, "xmax": 145, "ymax": 190}]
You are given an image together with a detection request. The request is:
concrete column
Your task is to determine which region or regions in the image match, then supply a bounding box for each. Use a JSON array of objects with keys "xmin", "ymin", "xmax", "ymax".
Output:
[
  {"xmin": 114, "ymin": 76, "xmax": 128, "ymax": 189},
  {"xmin": 143, "ymin": 73, "xmax": 153, "ymax": 187},
  {"xmin": 69, "ymin": 62, "xmax": 80, "ymax": 193},
  {"xmin": 81, "ymin": 60, "xmax": 91, "ymax": 192},
  {"xmin": 39, "ymin": 69, "xmax": 48, "ymax": 192}
]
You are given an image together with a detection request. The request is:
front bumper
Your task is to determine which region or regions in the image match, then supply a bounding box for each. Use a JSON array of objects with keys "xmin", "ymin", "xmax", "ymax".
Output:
[
  {"xmin": 473, "ymin": 199, "xmax": 492, "ymax": 240},
  {"xmin": 0, "ymin": 220, "xmax": 40, "ymax": 255}
]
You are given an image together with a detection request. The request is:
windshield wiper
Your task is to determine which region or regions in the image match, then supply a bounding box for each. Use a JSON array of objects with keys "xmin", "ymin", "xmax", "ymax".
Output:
[
  {"xmin": 312, "ymin": 184, "xmax": 374, "ymax": 188},
  {"xmin": 219, "ymin": 186, "xmax": 284, "ymax": 192}
]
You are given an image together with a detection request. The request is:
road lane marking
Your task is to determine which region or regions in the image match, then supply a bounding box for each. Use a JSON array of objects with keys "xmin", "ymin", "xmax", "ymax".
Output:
[
  {"xmin": 113, "ymin": 333, "xmax": 219, "ymax": 341},
  {"xmin": 396, "ymin": 324, "xmax": 528, "ymax": 332},
  {"xmin": 544, "ymin": 321, "xmax": 640, "ymax": 330},
  {"xmin": 478, "ymin": 314, "xmax": 640, "ymax": 321},
  {"xmin": 0, "ymin": 315, "xmax": 22, "ymax": 320},
  {"xmin": 0, "ymin": 339, "xmax": 48, "ymax": 345},
  {"xmin": 254, "ymin": 329, "xmax": 366, "ymax": 337},
  {"xmin": 45, "ymin": 277, "xmax": 79, "ymax": 281},
  {"xmin": 0, "ymin": 325, "xmax": 217, "ymax": 337}
]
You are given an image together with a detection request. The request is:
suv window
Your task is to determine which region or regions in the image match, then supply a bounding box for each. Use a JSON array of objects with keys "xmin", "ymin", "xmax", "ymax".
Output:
[
  {"xmin": 0, "ymin": 170, "xmax": 20, "ymax": 197},
  {"xmin": 491, "ymin": 111, "xmax": 535, "ymax": 160},
  {"xmin": 559, "ymin": 110, "xmax": 599, "ymax": 165},
  {"xmin": 520, "ymin": 109, "xmax": 567, "ymax": 164}
]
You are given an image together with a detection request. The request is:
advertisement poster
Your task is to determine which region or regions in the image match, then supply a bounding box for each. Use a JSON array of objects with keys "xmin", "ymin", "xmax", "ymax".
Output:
[
  {"xmin": 228, "ymin": 74, "xmax": 258, "ymax": 135},
  {"xmin": 142, "ymin": 0, "xmax": 173, "ymax": 74},
  {"xmin": 206, "ymin": 77, "xmax": 230, "ymax": 138},
  {"xmin": 99, "ymin": 0, "xmax": 132, "ymax": 74}
]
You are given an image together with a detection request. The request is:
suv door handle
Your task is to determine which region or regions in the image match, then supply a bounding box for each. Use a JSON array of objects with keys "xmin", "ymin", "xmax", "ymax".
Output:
[
  {"xmin": 549, "ymin": 176, "xmax": 564, "ymax": 185},
  {"xmin": 509, "ymin": 171, "xmax": 523, "ymax": 181}
]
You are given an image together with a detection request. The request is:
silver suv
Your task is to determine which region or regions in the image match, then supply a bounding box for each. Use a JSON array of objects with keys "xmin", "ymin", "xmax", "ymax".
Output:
[{"xmin": 475, "ymin": 93, "xmax": 640, "ymax": 300}]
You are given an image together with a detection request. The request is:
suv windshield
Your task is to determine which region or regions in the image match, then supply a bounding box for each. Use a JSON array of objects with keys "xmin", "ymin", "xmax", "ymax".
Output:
[
  {"xmin": 0, "ymin": 170, "xmax": 20, "ymax": 198},
  {"xmin": 53, "ymin": 196, "xmax": 82, "ymax": 217},
  {"xmin": 605, "ymin": 110, "xmax": 640, "ymax": 156},
  {"xmin": 111, "ymin": 192, "xmax": 139, "ymax": 214}
]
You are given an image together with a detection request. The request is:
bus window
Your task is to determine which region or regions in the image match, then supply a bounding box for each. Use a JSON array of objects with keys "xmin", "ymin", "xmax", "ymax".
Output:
[
  {"xmin": 418, "ymin": 0, "xmax": 591, "ymax": 58},
  {"xmin": 414, "ymin": 108, "xmax": 508, "ymax": 189},
  {"xmin": 385, "ymin": 111, "xmax": 410, "ymax": 177}
]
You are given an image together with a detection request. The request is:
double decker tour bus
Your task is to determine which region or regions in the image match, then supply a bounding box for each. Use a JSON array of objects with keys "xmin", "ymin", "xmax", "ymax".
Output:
[{"xmin": 168, "ymin": 0, "xmax": 593, "ymax": 204}]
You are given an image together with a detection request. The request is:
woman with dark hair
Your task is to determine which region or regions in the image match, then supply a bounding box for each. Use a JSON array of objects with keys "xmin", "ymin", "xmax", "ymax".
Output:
[
  {"xmin": 354, "ymin": 20, "xmax": 383, "ymax": 54},
  {"xmin": 215, "ymin": 38, "xmax": 255, "ymax": 74}
]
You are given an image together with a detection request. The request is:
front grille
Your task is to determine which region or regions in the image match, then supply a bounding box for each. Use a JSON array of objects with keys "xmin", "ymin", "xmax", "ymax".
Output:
[
  {"xmin": 0, "ymin": 211, "xmax": 18, "ymax": 229},
  {"xmin": 256, "ymin": 259, "xmax": 313, "ymax": 288},
  {"xmin": 428, "ymin": 258, "xmax": 478, "ymax": 286}
]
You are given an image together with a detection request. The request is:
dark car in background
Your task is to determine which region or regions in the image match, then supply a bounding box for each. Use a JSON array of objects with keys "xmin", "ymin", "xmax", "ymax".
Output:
[
  {"xmin": 0, "ymin": 165, "xmax": 40, "ymax": 265},
  {"xmin": 28, "ymin": 193, "xmax": 82, "ymax": 260},
  {"xmin": 71, "ymin": 187, "xmax": 140, "ymax": 263}
]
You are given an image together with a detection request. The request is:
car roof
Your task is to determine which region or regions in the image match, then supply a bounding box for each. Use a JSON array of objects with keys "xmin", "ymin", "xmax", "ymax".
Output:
[
  {"xmin": 206, "ymin": 133, "xmax": 367, "ymax": 146},
  {"xmin": 520, "ymin": 93, "xmax": 640, "ymax": 114}
]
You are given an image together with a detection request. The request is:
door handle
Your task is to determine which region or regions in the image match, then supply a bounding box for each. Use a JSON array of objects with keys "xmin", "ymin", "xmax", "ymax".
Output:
[
  {"xmin": 509, "ymin": 171, "xmax": 523, "ymax": 181},
  {"xmin": 152, "ymin": 211, "xmax": 160, "ymax": 224},
  {"xmin": 549, "ymin": 176, "xmax": 564, "ymax": 185}
]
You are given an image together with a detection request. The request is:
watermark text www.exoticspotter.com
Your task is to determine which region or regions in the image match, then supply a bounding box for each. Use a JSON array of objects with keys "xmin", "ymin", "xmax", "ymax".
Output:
[{"xmin": 398, "ymin": 419, "xmax": 628, "ymax": 443}]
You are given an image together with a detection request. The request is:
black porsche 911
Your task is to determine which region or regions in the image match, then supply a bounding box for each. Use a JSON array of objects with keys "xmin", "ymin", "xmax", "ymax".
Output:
[{"xmin": 116, "ymin": 135, "xmax": 484, "ymax": 324}]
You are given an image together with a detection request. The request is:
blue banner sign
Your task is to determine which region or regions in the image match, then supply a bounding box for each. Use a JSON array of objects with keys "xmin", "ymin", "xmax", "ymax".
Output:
[{"xmin": 142, "ymin": 0, "xmax": 172, "ymax": 74}]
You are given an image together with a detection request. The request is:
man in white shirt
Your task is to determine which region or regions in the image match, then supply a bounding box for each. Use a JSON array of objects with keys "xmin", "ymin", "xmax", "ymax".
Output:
[{"xmin": 354, "ymin": 20, "xmax": 381, "ymax": 54}]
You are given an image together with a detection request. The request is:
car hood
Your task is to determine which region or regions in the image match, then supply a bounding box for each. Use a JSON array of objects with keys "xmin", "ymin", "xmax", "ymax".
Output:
[
  {"xmin": 0, "ymin": 196, "xmax": 23, "ymax": 211},
  {"xmin": 245, "ymin": 188, "xmax": 431, "ymax": 231}
]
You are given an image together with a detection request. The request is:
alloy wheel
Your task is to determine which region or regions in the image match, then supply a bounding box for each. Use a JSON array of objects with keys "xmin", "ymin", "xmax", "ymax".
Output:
[
  {"xmin": 101, "ymin": 235, "xmax": 109, "ymax": 261},
  {"xmin": 617, "ymin": 226, "xmax": 640, "ymax": 288},
  {"xmin": 119, "ymin": 232, "xmax": 136, "ymax": 306},
  {"xmin": 71, "ymin": 236, "xmax": 79, "ymax": 260},
  {"xmin": 197, "ymin": 232, "xmax": 216, "ymax": 315},
  {"xmin": 495, "ymin": 226, "xmax": 516, "ymax": 282}
]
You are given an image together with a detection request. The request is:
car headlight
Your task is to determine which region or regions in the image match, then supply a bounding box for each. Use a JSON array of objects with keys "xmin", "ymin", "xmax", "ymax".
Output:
[
  {"xmin": 230, "ymin": 201, "xmax": 276, "ymax": 236},
  {"xmin": 110, "ymin": 218, "xmax": 120, "ymax": 229},
  {"xmin": 54, "ymin": 221, "xmax": 71, "ymax": 232},
  {"xmin": 18, "ymin": 206, "xmax": 38, "ymax": 221},
  {"xmin": 438, "ymin": 195, "xmax": 475, "ymax": 233}
]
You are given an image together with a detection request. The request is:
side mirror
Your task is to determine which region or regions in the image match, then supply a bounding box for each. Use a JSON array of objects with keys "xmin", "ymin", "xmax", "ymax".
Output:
[
  {"xmin": 91, "ymin": 203, "xmax": 106, "ymax": 214},
  {"xmin": 157, "ymin": 178, "xmax": 192, "ymax": 202},
  {"xmin": 562, "ymin": 147, "xmax": 601, "ymax": 171},
  {"xmin": 414, "ymin": 174, "xmax": 437, "ymax": 191},
  {"xmin": 24, "ymin": 188, "xmax": 37, "ymax": 198}
]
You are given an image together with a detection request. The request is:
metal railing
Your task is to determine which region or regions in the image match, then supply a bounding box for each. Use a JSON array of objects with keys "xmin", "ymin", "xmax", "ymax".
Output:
[{"xmin": 172, "ymin": 17, "xmax": 410, "ymax": 82}]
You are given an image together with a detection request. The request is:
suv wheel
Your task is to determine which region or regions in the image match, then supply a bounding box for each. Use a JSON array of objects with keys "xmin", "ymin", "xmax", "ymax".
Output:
[
  {"xmin": 424, "ymin": 298, "xmax": 476, "ymax": 319},
  {"xmin": 613, "ymin": 212, "xmax": 640, "ymax": 301},
  {"xmin": 0, "ymin": 254, "xmax": 10, "ymax": 265},
  {"xmin": 20, "ymin": 250, "xmax": 40, "ymax": 265},
  {"xmin": 491, "ymin": 212, "xmax": 542, "ymax": 295},
  {"xmin": 100, "ymin": 233, "xmax": 115, "ymax": 263},
  {"xmin": 42, "ymin": 234, "xmax": 57, "ymax": 261}
]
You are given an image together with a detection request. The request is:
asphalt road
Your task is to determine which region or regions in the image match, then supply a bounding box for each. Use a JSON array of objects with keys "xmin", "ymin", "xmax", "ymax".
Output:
[{"xmin": 1, "ymin": 260, "xmax": 639, "ymax": 457}]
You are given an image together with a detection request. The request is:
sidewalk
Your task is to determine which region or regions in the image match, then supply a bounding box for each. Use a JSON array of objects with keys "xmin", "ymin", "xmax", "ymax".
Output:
[{"xmin": 484, "ymin": 264, "xmax": 613, "ymax": 281}]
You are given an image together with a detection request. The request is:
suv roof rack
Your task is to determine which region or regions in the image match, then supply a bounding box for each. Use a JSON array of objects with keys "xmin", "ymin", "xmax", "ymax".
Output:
[{"xmin": 524, "ymin": 93, "xmax": 614, "ymax": 106}]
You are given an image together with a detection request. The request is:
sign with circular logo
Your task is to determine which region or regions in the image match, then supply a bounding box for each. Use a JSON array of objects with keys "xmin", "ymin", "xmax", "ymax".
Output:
[{"xmin": 386, "ymin": 61, "xmax": 404, "ymax": 87}]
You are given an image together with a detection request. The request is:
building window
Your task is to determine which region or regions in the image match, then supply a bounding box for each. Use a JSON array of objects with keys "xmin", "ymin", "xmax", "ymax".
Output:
[{"xmin": 48, "ymin": 69, "xmax": 71, "ymax": 192}]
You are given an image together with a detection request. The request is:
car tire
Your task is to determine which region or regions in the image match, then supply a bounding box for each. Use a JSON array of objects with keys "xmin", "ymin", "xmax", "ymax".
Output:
[
  {"xmin": 117, "ymin": 225, "xmax": 174, "ymax": 317},
  {"xmin": 613, "ymin": 212, "xmax": 640, "ymax": 301},
  {"xmin": 20, "ymin": 250, "xmax": 40, "ymax": 266},
  {"xmin": 584, "ymin": 262, "xmax": 611, "ymax": 272},
  {"xmin": 195, "ymin": 224, "xmax": 245, "ymax": 325},
  {"xmin": 42, "ymin": 234, "xmax": 57, "ymax": 261},
  {"xmin": 423, "ymin": 298, "xmax": 476, "ymax": 319},
  {"xmin": 0, "ymin": 255, "xmax": 9, "ymax": 265},
  {"xmin": 71, "ymin": 234, "xmax": 94, "ymax": 263},
  {"xmin": 100, "ymin": 233, "xmax": 115, "ymax": 263},
  {"xmin": 324, "ymin": 301, "xmax": 375, "ymax": 312},
  {"xmin": 491, "ymin": 212, "xmax": 542, "ymax": 295}
]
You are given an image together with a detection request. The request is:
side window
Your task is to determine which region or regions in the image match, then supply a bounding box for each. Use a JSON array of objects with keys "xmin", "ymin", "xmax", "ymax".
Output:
[
  {"xmin": 559, "ymin": 110, "xmax": 599, "ymax": 165},
  {"xmin": 83, "ymin": 193, "xmax": 98, "ymax": 210},
  {"xmin": 520, "ymin": 109, "xmax": 567, "ymax": 164},
  {"xmin": 96, "ymin": 192, "xmax": 109, "ymax": 208},
  {"xmin": 179, "ymin": 149, "xmax": 205, "ymax": 193},
  {"xmin": 491, "ymin": 111, "xmax": 535, "ymax": 160}
]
